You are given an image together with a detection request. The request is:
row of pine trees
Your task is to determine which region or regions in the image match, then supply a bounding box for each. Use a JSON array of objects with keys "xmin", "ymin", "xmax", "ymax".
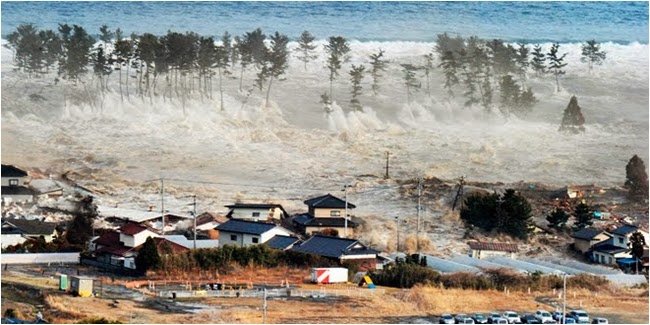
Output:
[{"xmin": 6, "ymin": 24, "xmax": 607, "ymax": 116}]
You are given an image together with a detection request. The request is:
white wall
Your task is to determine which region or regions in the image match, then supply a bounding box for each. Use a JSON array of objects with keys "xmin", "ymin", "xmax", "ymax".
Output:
[
  {"xmin": 469, "ymin": 249, "xmax": 514, "ymax": 259},
  {"xmin": 1, "ymin": 176, "xmax": 27, "ymax": 187},
  {"xmin": 1, "ymin": 234, "xmax": 26, "ymax": 248},
  {"xmin": 260, "ymin": 227, "xmax": 292, "ymax": 243},
  {"xmin": 120, "ymin": 230, "xmax": 159, "ymax": 248},
  {"xmin": 229, "ymin": 207, "xmax": 283, "ymax": 221},
  {"xmin": 219, "ymin": 227, "xmax": 292, "ymax": 247},
  {"xmin": 613, "ymin": 230, "xmax": 649, "ymax": 249}
]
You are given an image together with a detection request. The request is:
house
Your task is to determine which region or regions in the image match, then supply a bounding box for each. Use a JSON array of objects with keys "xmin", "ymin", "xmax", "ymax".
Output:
[
  {"xmin": 161, "ymin": 235, "xmax": 219, "ymax": 250},
  {"xmin": 292, "ymin": 193, "xmax": 357, "ymax": 238},
  {"xmin": 98, "ymin": 205, "xmax": 192, "ymax": 233},
  {"xmin": 571, "ymin": 227, "xmax": 612, "ymax": 254},
  {"xmin": 224, "ymin": 203, "xmax": 289, "ymax": 222},
  {"xmin": 119, "ymin": 223, "xmax": 160, "ymax": 248},
  {"xmin": 467, "ymin": 241, "xmax": 519, "ymax": 259},
  {"xmin": 609, "ymin": 224, "xmax": 649, "ymax": 250},
  {"xmin": 194, "ymin": 212, "xmax": 227, "ymax": 231},
  {"xmin": 291, "ymin": 234, "xmax": 380, "ymax": 271},
  {"xmin": 264, "ymin": 235, "xmax": 301, "ymax": 250},
  {"xmin": 1, "ymin": 219, "xmax": 58, "ymax": 248},
  {"xmin": 216, "ymin": 219, "xmax": 294, "ymax": 247},
  {"xmin": 591, "ymin": 237, "xmax": 631, "ymax": 265},
  {"xmin": 1, "ymin": 164, "xmax": 33, "ymax": 204}
]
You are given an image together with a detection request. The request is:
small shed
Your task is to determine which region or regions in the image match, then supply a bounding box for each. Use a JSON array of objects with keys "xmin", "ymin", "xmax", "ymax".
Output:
[
  {"xmin": 70, "ymin": 276, "xmax": 94, "ymax": 297},
  {"xmin": 467, "ymin": 241, "xmax": 519, "ymax": 259}
]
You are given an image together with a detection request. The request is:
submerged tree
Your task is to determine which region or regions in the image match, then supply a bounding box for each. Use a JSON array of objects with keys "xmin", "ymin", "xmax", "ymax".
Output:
[
  {"xmin": 515, "ymin": 42, "xmax": 530, "ymax": 83},
  {"xmin": 324, "ymin": 36, "xmax": 351, "ymax": 104},
  {"xmin": 580, "ymin": 39, "xmax": 607, "ymax": 74},
  {"xmin": 530, "ymin": 44, "xmax": 546, "ymax": 77},
  {"xmin": 368, "ymin": 49, "xmax": 388, "ymax": 95},
  {"xmin": 135, "ymin": 237, "xmax": 161, "ymax": 274},
  {"xmin": 546, "ymin": 43, "xmax": 567, "ymax": 92},
  {"xmin": 559, "ymin": 96, "xmax": 586, "ymax": 133},
  {"xmin": 624, "ymin": 155, "xmax": 649, "ymax": 203},
  {"xmin": 422, "ymin": 52, "xmax": 435, "ymax": 96},
  {"xmin": 348, "ymin": 64, "xmax": 366, "ymax": 111},
  {"xmin": 439, "ymin": 50, "xmax": 460, "ymax": 97},
  {"xmin": 295, "ymin": 30, "xmax": 318, "ymax": 71},
  {"xmin": 260, "ymin": 31, "xmax": 289, "ymax": 107},
  {"xmin": 401, "ymin": 63, "xmax": 421, "ymax": 104}
]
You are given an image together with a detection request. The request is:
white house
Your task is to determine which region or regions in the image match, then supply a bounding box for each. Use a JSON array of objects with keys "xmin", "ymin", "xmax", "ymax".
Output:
[
  {"xmin": 225, "ymin": 203, "xmax": 289, "ymax": 222},
  {"xmin": 119, "ymin": 223, "xmax": 160, "ymax": 248},
  {"xmin": 1, "ymin": 164, "xmax": 33, "ymax": 204},
  {"xmin": 1, "ymin": 219, "xmax": 58, "ymax": 248},
  {"xmin": 467, "ymin": 241, "xmax": 519, "ymax": 259},
  {"xmin": 591, "ymin": 224, "xmax": 649, "ymax": 265},
  {"xmin": 216, "ymin": 219, "xmax": 294, "ymax": 247},
  {"xmin": 292, "ymin": 193, "xmax": 358, "ymax": 238}
]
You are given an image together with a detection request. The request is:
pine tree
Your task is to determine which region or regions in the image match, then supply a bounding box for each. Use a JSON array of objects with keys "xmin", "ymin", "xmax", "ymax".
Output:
[
  {"xmin": 135, "ymin": 237, "xmax": 161, "ymax": 274},
  {"xmin": 573, "ymin": 202, "xmax": 593, "ymax": 230},
  {"xmin": 349, "ymin": 64, "xmax": 365, "ymax": 111},
  {"xmin": 625, "ymin": 155, "xmax": 649, "ymax": 202},
  {"xmin": 515, "ymin": 42, "xmax": 530, "ymax": 83},
  {"xmin": 401, "ymin": 64, "xmax": 421, "ymax": 104},
  {"xmin": 324, "ymin": 36, "xmax": 351, "ymax": 104},
  {"xmin": 498, "ymin": 74, "xmax": 520, "ymax": 114},
  {"xmin": 580, "ymin": 39, "xmax": 606, "ymax": 74},
  {"xmin": 438, "ymin": 50, "xmax": 460, "ymax": 97},
  {"xmin": 530, "ymin": 44, "xmax": 546, "ymax": 76},
  {"xmin": 422, "ymin": 52, "xmax": 435, "ymax": 96},
  {"xmin": 113, "ymin": 29, "xmax": 131, "ymax": 102},
  {"xmin": 215, "ymin": 33, "xmax": 232, "ymax": 110},
  {"xmin": 546, "ymin": 208, "xmax": 569, "ymax": 230},
  {"xmin": 460, "ymin": 189, "xmax": 533, "ymax": 240},
  {"xmin": 197, "ymin": 36, "xmax": 217, "ymax": 99},
  {"xmin": 7, "ymin": 24, "xmax": 46, "ymax": 76},
  {"xmin": 559, "ymin": 96, "xmax": 586, "ymax": 133},
  {"xmin": 261, "ymin": 32, "xmax": 289, "ymax": 107},
  {"xmin": 296, "ymin": 30, "xmax": 318, "ymax": 71},
  {"xmin": 547, "ymin": 43, "xmax": 567, "ymax": 92},
  {"xmin": 368, "ymin": 49, "xmax": 388, "ymax": 95},
  {"xmin": 629, "ymin": 231, "xmax": 646, "ymax": 272}
]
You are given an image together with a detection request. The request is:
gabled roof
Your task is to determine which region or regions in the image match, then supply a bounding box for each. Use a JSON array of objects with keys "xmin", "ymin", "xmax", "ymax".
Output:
[
  {"xmin": 225, "ymin": 203, "xmax": 283, "ymax": 209},
  {"xmin": 572, "ymin": 227, "xmax": 610, "ymax": 240},
  {"xmin": 93, "ymin": 231, "xmax": 120, "ymax": 246},
  {"xmin": 161, "ymin": 235, "xmax": 219, "ymax": 249},
  {"xmin": 119, "ymin": 222, "xmax": 158, "ymax": 236},
  {"xmin": 151, "ymin": 237, "xmax": 190, "ymax": 254},
  {"xmin": 304, "ymin": 194, "xmax": 356, "ymax": 209},
  {"xmin": 2, "ymin": 219, "xmax": 57, "ymax": 235},
  {"xmin": 196, "ymin": 212, "xmax": 227, "ymax": 226},
  {"xmin": 1, "ymin": 186, "xmax": 34, "ymax": 196},
  {"xmin": 264, "ymin": 235, "xmax": 301, "ymax": 250},
  {"xmin": 291, "ymin": 234, "xmax": 378, "ymax": 259},
  {"xmin": 611, "ymin": 224, "xmax": 639, "ymax": 236},
  {"xmin": 1, "ymin": 165, "xmax": 28, "ymax": 177},
  {"xmin": 216, "ymin": 219, "xmax": 279, "ymax": 235},
  {"xmin": 592, "ymin": 237, "xmax": 629, "ymax": 254},
  {"xmin": 467, "ymin": 241, "xmax": 519, "ymax": 253}
]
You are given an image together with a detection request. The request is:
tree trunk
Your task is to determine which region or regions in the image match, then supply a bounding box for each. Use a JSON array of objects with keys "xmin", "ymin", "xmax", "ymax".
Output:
[
  {"xmin": 265, "ymin": 76, "xmax": 274, "ymax": 108},
  {"xmin": 219, "ymin": 68, "xmax": 225, "ymax": 111},
  {"xmin": 118, "ymin": 66, "xmax": 123, "ymax": 102},
  {"xmin": 239, "ymin": 66, "xmax": 244, "ymax": 92}
]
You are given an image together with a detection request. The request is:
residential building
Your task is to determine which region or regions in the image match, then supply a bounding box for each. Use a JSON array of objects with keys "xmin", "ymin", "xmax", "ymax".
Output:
[
  {"xmin": 264, "ymin": 235, "xmax": 301, "ymax": 250},
  {"xmin": 161, "ymin": 235, "xmax": 219, "ymax": 250},
  {"xmin": 591, "ymin": 224, "xmax": 650, "ymax": 265},
  {"xmin": 1, "ymin": 164, "xmax": 33, "ymax": 203},
  {"xmin": 467, "ymin": 241, "xmax": 519, "ymax": 259},
  {"xmin": 610, "ymin": 224, "xmax": 649, "ymax": 250},
  {"xmin": 291, "ymin": 234, "xmax": 380, "ymax": 271},
  {"xmin": 225, "ymin": 203, "xmax": 289, "ymax": 222},
  {"xmin": 292, "ymin": 193, "xmax": 357, "ymax": 238},
  {"xmin": 194, "ymin": 212, "xmax": 227, "ymax": 231},
  {"xmin": 216, "ymin": 219, "xmax": 294, "ymax": 247},
  {"xmin": 1, "ymin": 219, "xmax": 58, "ymax": 248},
  {"xmin": 571, "ymin": 227, "xmax": 612, "ymax": 254}
]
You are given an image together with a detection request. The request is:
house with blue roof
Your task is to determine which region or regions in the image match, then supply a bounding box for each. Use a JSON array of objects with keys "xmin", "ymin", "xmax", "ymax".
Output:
[
  {"xmin": 291, "ymin": 234, "xmax": 380, "ymax": 271},
  {"xmin": 216, "ymin": 219, "xmax": 294, "ymax": 247},
  {"xmin": 1, "ymin": 164, "xmax": 34, "ymax": 204},
  {"xmin": 591, "ymin": 224, "xmax": 648, "ymax": 265},
  {"xmin": 264, "ymin": 235, "xmax": 301, "ymax": 250},
  {"xmin": 291, "ymin": 193, "xmax": 358, "ymax": 238}
]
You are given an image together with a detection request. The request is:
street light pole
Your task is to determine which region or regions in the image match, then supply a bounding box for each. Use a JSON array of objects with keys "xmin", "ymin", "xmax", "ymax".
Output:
[
  {"xmin": 160, "ymin": 178, "xmax": 165, "ymax": 235},
  {"xmin": 562, "ymin": 273, "xmax": 567, "ymax": 324}
]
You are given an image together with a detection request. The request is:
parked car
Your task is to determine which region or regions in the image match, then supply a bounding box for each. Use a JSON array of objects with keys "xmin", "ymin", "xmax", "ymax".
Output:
[
  {"xmin": 460, "ymin": 318, "xmax": 476, "ymax": 324},
  {"xmin": 568, "ymin": 310, "xmax": 590, "ymax": 323},
  {"xmin": 534, "ymin": 310, "xmax": 553, "ymax": 323},
  {"xmin": 488, "ymin": 313, "xmax": 503, "ymax": 324},
  {"xmin": 591, "ymin": 318, "xmax": 608, "ymax": 324},
  {"xmin": 439, "ymin": 314, "xmax": 455, "ymax": 324},
  {"xmin": 455, "ymin": 314, "xmax": 469, "ymax": 324},
  {"xmin": 551, "ymin": 311, "xmax": 563, "ymax": 322},
  {"xmin": 519, "ymin": 314, "xmax": 540, "ymax": 324},
  {"xmin": 492, "ymin": 317, "xmax": 509, "ymax": 324},
  {"xmin": 472, "ymin": 314, "xmax": 488, "ymax": 324},
  {"xmin": 502, "ymin": 311, "xmax": 521, "ymax": 324},
  {"xmin": 559, "ymin": 316, "xmax": 577, "ymax": 324}
]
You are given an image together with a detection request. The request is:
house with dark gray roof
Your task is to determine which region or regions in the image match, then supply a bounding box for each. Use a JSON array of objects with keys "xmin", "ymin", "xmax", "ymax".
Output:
[
  {"xmin": 571, "ymin": 227, "xmax": 612, "ymax": 254},
  {"xmin": 589, "ymin": 224, "xmax": 649, "ymax": 265},
  {"xmin": 1, "ymin": 164, "xmax": 33, "ymax": 204},
  {"xmin": 292, "ymin": 193, "xmax": 357, "ymax": 238},
  {"xmin": 216, "ymin": 219, "xmax": 294, "ymax": 248},
  {"xmin": 291, "ymin": 234, "xmax": 379, "ymax": 271},
  {"xmin": 264, "ymin": 235, "xmax": 301, "ymax": 250},
  {"xmin": 224, "ymin": 203, "xmax": 289, "ymax": 222},
  {"xmin": 1, "ymin": 219, "xmax": 58, "ymax": 248}
]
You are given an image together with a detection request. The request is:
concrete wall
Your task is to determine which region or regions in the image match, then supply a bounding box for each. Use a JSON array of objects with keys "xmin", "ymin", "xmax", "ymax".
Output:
[
  {"xmin": 1, "ymin": 252, "xmax": 80, "ymax": 264},
  {"xmin": 230, "ymin": 208, "xmax": 282, "ymax": 221}
]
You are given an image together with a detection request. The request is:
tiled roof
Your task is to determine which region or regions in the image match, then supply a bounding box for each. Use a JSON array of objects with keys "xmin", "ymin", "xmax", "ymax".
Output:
[
  {"xmin": 1, "ymin": 186, "xmax": 33, "ymax": 196},
  {"xmin": 467, "ymin": 241, "xmax": 519, "ymax": 253},
  {"xmin": 151, "ymin": 238, "xmax": 190, "ymax": 254},
  {"xmin": 304, "ymin": 194, "xmax": 356, "ymax": 209},
  {"xmin": 216, "ymin": 219, "xmax": 278, "ymax": 235},
  {"xmin": 291, "ymin": 235, "xmax": 378, "ymax": 259},
  {"xmin": 93, "ymin": 231, "xmax": 120, "ymax": 246},
  {"xmin": 119, "ymin": 222, "xmax": 157, "ymax": 236},
  {"xmin": 611, "ymin": 224, "xmax": 639, "ymax": 236},
  {"xmin": 264, "ymin": 235, "xmax": 301, "ymax": 250},
  {"xmin": 304, "ymin": 217, "xmax": 358, "ymax": 228},
  {"xmin": 2, "ymin": 219, "xmax": 57, "ymax": 235},
  {"xmin": 225, "ymin": 203, "xmax": 283, "ymax": 209},
  {"xmin": 572, "ymin": 227, "xmax": 608, "ymax": 240},
  {"xmin": 1, "ymin": 164, "xmax": 28, "ymax": 177},
  {"xmin": 592, "ymin": 244, "xmax": 629, "ymax": 255},
  {"xmin": 292, "ymin": 213, "xmax": 314, "ymax": 225}
]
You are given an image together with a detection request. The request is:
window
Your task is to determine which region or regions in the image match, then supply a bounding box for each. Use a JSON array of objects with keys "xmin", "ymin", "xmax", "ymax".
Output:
[
  {"xmin": 230, "ymin": 234, "xmax": 237, "ymax": 241},
  {"xmin": 618, "ymin": 237, "xmax": 624, "ymax": 244},
  {"xmin": 330, "ymin": 210, "xmax": 341, "ymax": 217},
  {"xmin": 252, "ymin": 212, "xmax": 261, "ymax": 218},
  {"xmin": 9, "ymin": 179, "xmax": 18, "ymax": 186},
  {"xmin": 252, "ymin": 237, "xmax": 259, "ymax": 244},
  {"xmin": 608, "ymin": 257, "xmax": 612, "ymax": 264}
]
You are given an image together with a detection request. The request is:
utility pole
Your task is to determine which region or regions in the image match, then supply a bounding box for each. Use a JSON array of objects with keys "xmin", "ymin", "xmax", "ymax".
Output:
[
  {"xmin": 342, "ymin": 185, "xmax": 350, "ymax": 238},
  {"xmin": 451, "ymin": 176, "xmax": 465, "ymax": 211},
  {"xmin": 395, "ymin": 215, "xmax": 400, "ymax": 252},
  {"xmin": 384, "ymin": 151, "xmax": 390, "ymax": 179},
  {"xmin": 416, "ymin": 177, "xmax": 422, "ymax": 253},
  {"xmin": 187, "ymin": 195, "xmax": 197, "ymax": 250},
  {"xmin": 562, "ymin": 273, "xmax": 567, "ymax": 324},
  {"xmin": 160, "ymin": 178, "xmax": 165, "ymax": 235}
]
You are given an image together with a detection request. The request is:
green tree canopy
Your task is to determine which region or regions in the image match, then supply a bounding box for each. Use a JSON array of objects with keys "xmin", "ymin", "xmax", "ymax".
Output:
[
  {"xmin": 460, "ymin": 189, "xmax": 533, "ymax": 240},
  {"xmin": 625, "ymin": 155, "xmax": 649, "ymax": 203},
  {"xmin": 135, "ymin": 237, "xmax": 161, "ymax": 274},
  {"xmin": 573, "ymin": 202, "xmax": 593, "ymax": 230}
]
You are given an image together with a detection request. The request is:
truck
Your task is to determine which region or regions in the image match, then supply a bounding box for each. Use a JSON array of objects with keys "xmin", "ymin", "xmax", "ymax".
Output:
[{"xmin": 310, "ymin": 267, "xmax": 348, "ymax": 284}]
